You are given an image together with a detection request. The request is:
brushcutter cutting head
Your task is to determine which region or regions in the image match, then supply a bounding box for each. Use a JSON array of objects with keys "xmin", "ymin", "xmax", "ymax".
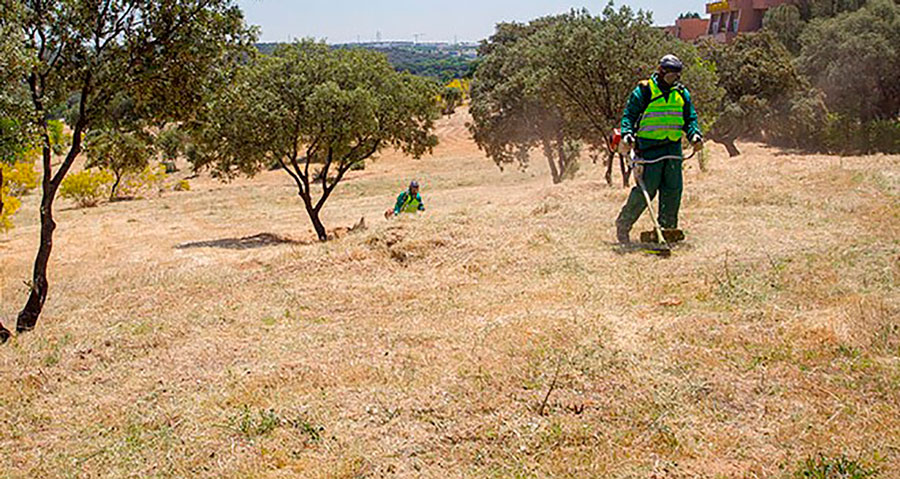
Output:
[{"xmin": 642, "ymin": 245, "xmax": 672, "ymax": 258}]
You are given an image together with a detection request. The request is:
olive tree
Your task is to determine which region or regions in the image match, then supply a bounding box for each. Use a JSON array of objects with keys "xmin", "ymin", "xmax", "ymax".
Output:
[
  {"xmin": 763, "ymin": 4, "xmax": 805, "ymax": 53},
  {"xmin": 441, "ymin": 86, "xmax": 464, "ymax": 116},
  {"xmin": 0, "ymin": 0, "xmax": 254, "ymax": 342},
  {"xmin": 469, "ymin": 14, "xmax": 583, "ymax": 184},
  {"xmin": 84, "ymin": 129, "xmax": 155, "ymax": 200},
  {"xmin": 798, "ymin": 0, "xmax": 900, "ymax": 123},
  {"xmin": 187, "ymin": 41, "xmax": 440, "ymax": 241},
  {"xmin": 470, "ymin": 6, "xmax": 722, "ymax": 182},
  {"xmin": 700, "ymin": 32, "xmax": 825, "ymax": 156}
]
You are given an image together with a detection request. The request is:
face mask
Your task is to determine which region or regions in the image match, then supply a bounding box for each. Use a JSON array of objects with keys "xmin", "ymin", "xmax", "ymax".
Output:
[{"xmin": 663, "ymin": 72, "xmax": 681, "ymax": 85}]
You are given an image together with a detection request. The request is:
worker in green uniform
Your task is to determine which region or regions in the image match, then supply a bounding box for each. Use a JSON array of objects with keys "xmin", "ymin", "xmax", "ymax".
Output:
[
  {"xmin": 616, "ymin": 54, "xmax": 704, "ymax": 244},
  {"xmin": 387, "ymin": 180, "xmax": 425, "ymax": 218}
]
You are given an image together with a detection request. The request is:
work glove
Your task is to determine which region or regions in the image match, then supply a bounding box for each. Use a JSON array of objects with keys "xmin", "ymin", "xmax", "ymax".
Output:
[
  {"xmin": 619, "ymin": 134, "xmax": 635, "ymax": 155},
  {"xmin": 690, "ymin": 134, "xmax": 704, "ymax": 151}
]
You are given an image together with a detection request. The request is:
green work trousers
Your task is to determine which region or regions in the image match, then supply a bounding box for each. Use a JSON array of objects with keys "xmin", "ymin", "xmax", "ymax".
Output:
[{"xmin": 616, "ymin": 158, "xmax": 683, "ymax": 230}]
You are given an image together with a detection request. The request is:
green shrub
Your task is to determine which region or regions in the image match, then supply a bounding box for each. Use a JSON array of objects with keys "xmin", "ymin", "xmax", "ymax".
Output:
[
  {"xmin": 59, "ymin": 169, "xmax": 114, "ymax": 208},
  {"xmin": 795, "ymin": 454, "xmax": 879, "ymax": 479},
  {"xmin": 822, "ymin": 115, "xmax": 900, "ymax": 154},
  {"xmin": 156, "ymin": 126, "xmax": 186, "ymax": 161}
]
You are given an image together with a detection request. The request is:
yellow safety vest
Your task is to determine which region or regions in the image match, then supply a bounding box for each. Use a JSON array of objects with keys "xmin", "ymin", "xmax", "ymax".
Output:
[
  {"xmin": 636, "ymin": 77, "xmax": 686, "ymax": 142},
  {"xmin": 400, "ymin": 193, "xmax": 421, "ymax": 213}
]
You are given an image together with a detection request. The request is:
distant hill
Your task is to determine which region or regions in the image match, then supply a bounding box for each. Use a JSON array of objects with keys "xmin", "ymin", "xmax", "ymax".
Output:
[{"xmin": 255, "ymin": 42, "xmax": 479, "ymax": 82}]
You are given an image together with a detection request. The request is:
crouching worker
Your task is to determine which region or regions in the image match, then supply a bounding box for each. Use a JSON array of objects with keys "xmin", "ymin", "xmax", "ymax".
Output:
[{"xmin": 385, "ymin": 181, "xmax": 425, "ymax": 219}]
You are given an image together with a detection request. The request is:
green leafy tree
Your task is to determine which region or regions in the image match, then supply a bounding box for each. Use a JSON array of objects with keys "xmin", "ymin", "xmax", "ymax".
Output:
[
  {"xmin": 46, "ymin": 119, "xmax": 70, "ymax": 155},
  {"xmin": 700, "ymin": 32, "xmax": 826, "ymax": 156},
  {"xmin": 157, "ymin": 126, "xmax": 187, "ymax": 162},
  {"xmin": 798, "ymin": 0, "xmax": 900, "ymax": 122},
  {"xmin": 85, "ymin": 129, "xmax": 155, "ymax": 200},
  {"xmin": 797, "ymin": 0, "xmax": 868, "ymax": 19},
  {"xmin": 469, "ymin": 14, "xmax": 578, "ymax": 184},
  {"xmin": 0, "ymin": 2, "xmax": 31, "ymax": 229},
  {"xmin": 441, "ymin": 86, "xmax": 464, "ymax": 116},
  {"xmin": 187, "ymin": 41, "xmax": 440, "ymax": 241},
  {"xmin": 0, "ymin": 0, "xmax": 255, "ymax": 341},
  {"xmin": 470, "ymin": 6, "xmax": 722, "ymax": 182},
  {"xmin": 763, "ymin": 4, "xmax": 805, "ymax": 53}
]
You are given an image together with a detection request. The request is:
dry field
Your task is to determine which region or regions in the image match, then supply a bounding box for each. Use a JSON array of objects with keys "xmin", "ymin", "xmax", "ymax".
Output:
[{"xmin": 1, "ymin": 108, "xmax": 899, "ymax": 478}]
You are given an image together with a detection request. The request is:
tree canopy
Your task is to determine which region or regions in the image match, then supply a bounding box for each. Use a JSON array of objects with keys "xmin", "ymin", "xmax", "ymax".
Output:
[
  {"xmin": 0, "ymin": 0, "xmax": 255, "ymax": 341},
  {"xmin": 699, "ymin": 32, "xmax": 827, "ymax": 155},
  {"xmin": 798, "ymin": 0, "xmax": 900, "ymax": 122},
  {"xmin": 469, "ymin": 6, "xmax": 722, "ymax": 182},
  {"xmin": 188, "ymin": 41, "xmax": 440, "ymax": 241}
]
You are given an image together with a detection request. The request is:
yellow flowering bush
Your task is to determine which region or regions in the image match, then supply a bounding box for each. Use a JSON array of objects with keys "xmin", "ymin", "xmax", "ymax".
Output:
[
  {"xmin": 1, "ymin": 157, "xmax": 39, "ymax": 232},
  {"xmin": 0, "ymin": 182, "xmax": 21, "ymax": 232},
  {"xmin": 59, "ymin": 169, "xmax": 115, "ymax": 208}
]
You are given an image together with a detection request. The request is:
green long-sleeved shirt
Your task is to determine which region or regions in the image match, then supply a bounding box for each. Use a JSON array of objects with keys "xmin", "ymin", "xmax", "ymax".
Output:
[{"xmin": 620, "ymin": 73, "xmax": 702, "ymax": 160}]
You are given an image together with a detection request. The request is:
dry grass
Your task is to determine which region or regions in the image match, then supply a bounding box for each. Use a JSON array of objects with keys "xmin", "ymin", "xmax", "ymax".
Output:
[{"xmin": 1, "ymin": 109, "xmax": 898, "ymax": 478}]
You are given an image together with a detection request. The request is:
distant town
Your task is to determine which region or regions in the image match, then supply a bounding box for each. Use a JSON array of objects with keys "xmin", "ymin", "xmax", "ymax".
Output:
[
  {"xmin": 256, "ymin": 41, "xmax": 479, "ymax": 81},
  {"xmin": 334, "ymin": 41, "xmax": 480, "ymax": 58},
  {"xmin": 254, "ymin": 1, "xmax": 796, "ymax": 80}
]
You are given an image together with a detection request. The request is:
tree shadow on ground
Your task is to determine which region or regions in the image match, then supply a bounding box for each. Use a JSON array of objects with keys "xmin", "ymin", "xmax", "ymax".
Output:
[{"xmin": 176, "ymin": 233, "xmax": 308, "ymax": 250}]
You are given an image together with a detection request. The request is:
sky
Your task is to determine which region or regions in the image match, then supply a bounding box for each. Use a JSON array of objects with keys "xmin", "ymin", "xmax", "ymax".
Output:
[{"xmin": 236, "ymin": 0, "xmax": 710, "ymax": 44}]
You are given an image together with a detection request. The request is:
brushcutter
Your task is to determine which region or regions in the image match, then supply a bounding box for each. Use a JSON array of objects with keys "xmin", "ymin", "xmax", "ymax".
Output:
[
  {"xmin": 631, "ymin": 159, "xmax": 672, "ymax": 258},
  {"xmin": 626, "ymin": 147, "xmax": 700, "ymax": 257}
]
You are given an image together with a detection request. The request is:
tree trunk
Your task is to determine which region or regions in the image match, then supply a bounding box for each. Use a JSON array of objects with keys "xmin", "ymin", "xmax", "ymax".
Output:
[
  {"xmin": 709, "ymin": 133, "xmax": 741, "ymax": 157},
  {"xmin": 721, "ymin": 139, "xmax": 740, "ymax": 157},
  {"xmin": 708, "ymin": 129, "xmax": 741, "ymax": 158},
  {"xmin": 299, "ymin": 191, "xmax": 327, "ymax": 242},
  {"xmin": 110, "ymin": 170, "xmax": 121, "ymax": 201},
  {"xmin": 556, "ymin": 140, "xmax": 569, "ymax": 182},
  {"xmin": 16, "ymin": 187, "xmax": 55, "ymax": 332},
  {"xmin": 308, "ymin": 208, "xmax": 327, "ymax": 242},
  {"xmin": 543, "ymin": 140, "xmax": 561, "ymax": 184},
  {"xmin": 604, "ymin": 150, "xmax": 615, "ymax": 186},
  {"xmin": 17, "ymin": 126, "xmax": 82, "ymax": 334},
  {"xmin": 13, "ymin": 57, "xmax": 90, "ymax": 337}
]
